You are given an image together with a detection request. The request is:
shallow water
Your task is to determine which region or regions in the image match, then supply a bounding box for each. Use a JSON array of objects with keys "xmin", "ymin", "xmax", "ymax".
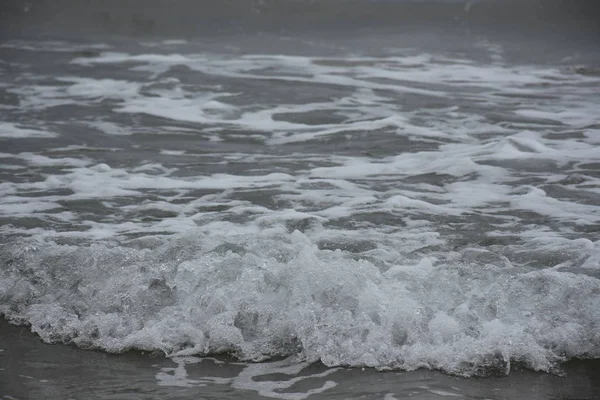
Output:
[
  {"xmin": 1, "ymin": 0, "xmax": 600, "ymax": 398},
  {"xmin": 2, "ymin": 321, "xmax": 600, "ymax": 400}
]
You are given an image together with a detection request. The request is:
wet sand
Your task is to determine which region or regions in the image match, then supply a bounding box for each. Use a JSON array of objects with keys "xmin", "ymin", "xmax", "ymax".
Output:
[{"xmin": 1, "ymin": 319, "xmax": 600, "ymax": 400}]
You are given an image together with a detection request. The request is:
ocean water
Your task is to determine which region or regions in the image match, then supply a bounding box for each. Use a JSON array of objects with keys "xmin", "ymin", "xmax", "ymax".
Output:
[{"xmin": 1, "ymin": 0, "xmax": 600, "ymax": 398}]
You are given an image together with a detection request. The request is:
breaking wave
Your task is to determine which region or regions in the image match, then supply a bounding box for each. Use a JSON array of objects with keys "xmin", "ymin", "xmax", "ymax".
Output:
[{"xmin": 2, "ymin": 230, "xmax": 600, "ymax": 377}]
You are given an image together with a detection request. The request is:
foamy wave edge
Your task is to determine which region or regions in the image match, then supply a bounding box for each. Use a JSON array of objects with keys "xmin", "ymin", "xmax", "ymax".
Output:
[{"xmin": 1, "ymin": 230, "xmax": 599, "ymax": 377}]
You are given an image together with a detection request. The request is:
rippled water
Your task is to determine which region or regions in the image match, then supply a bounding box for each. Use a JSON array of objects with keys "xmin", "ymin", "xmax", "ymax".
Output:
[
  {"xmin": 1, "ymin": 11, "xmax": 600, "ymax": 398},
  {"xmin": 3, "ymin": 321, "xmax": 600, "ymax": 400}
]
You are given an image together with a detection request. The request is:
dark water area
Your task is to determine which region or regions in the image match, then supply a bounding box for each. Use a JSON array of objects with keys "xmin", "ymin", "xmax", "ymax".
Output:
[{"xmin": 1, "ymin": 0, "xmax": 599, "ymax": 37}]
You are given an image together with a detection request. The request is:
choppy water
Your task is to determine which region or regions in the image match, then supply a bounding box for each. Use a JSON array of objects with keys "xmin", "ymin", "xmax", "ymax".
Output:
[{"xmin": 1, "ymin": 1, "xmax": 600, "ymax": 398}]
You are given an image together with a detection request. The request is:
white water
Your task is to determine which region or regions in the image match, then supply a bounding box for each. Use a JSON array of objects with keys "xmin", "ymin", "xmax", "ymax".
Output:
[{"xmin": 1, "ymin": 38, "xmax": 600, "ymax": 380}]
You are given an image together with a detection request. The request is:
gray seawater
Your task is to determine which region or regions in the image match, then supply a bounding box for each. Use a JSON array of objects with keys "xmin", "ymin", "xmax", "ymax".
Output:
[
  {"xmin": 1, "ymin": 0, "xmax": 600, "ymax": 398},
  {"xmin": 3, "ymin": 321, "xmax": 600, "ymax": 400}
]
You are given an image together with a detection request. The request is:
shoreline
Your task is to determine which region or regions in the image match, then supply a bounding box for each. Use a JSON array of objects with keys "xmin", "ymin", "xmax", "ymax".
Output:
[{"xmin": 2, "ymin": 318, "xmax": 600, "ymax": 399}]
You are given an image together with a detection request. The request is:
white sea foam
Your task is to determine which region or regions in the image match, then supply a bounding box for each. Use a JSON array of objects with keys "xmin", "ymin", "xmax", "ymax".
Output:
[
  {"xmin": 1, "ymin": 230, "xmax": 600, "ymax": 378},
  {"xmin": 155, "ymin": 356, "xmax": 338, "ymax": 399},
  {"xmin": 425, "ymin": 389, "xmax": 463, "ymax": 397},
  {"xmin": 0, "ymin": 40, "xmax": 111, "ymax": 52},
  {"xmin": 0, "ymin": 122, "xmax": 57, "ymax": 139},
  {"xmin": 9, "ymin": 47, "xmax": 600, "ymax": 146},
  {"xmin": 1, "ymin": 39, "xmax": 600, "ymax": 379},
  {"xmin": 16, "ymin": 152, "xmax": 91, "ymax": 167}
]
